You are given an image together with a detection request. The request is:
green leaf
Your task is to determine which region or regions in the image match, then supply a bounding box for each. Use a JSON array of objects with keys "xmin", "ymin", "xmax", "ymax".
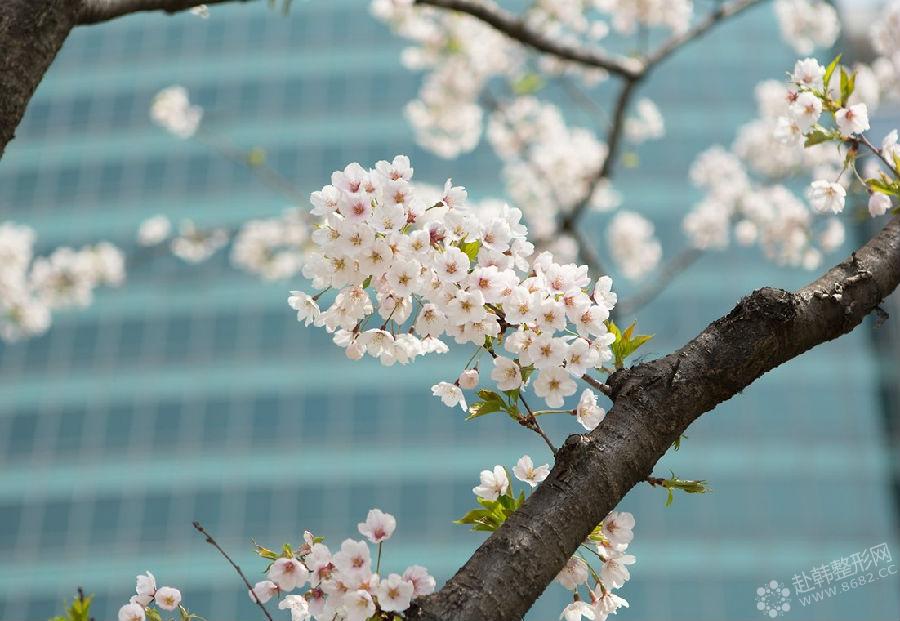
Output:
[
  {"xmin": 282, "ymin": 543, "xmax": 295, "ymax": 558},
  {"xmin": 146, "ymin": 608, "xmax": 163, "ymax": 621},
  {"xmin": 665, "ymin": 488, "xmax": 674, "ymax": 507},
  {"xmin": 362, "ymin": 275, "xmax": 373, "ymax": 289},
  {"xmin": 49, "ymin": 591, "xmax": 94, "ymax": 621},
  {"xmin": 839, "ymin": 67, "xmax": 856, "ymax": 106},
  {"xmin": 823, "ymin": 54, "xmax": 842, "ymax": 90},
  {"xmin": 454, "ymin": 509, "xmax": 491, "ymax": 525},
  {"xmin": 466, "ymin": 399, "xmax": 504, "ymax": 420},
  {"xmin": 511, "ymin": 73, "xmax": 545, "ymax": 95},
  {"xmin": 458, "ymin": 239, "xmax": 481, "ymax": 262},
  {"xmin": 608, "ymin": 320, "xmax": 653, "ymax": 368},
  {"xmin": 868, "ymin": 178, "xmax": 900, "ymax": 197},
  {"xmin": 804, "ymin": 128, "xmax": 835, "ymax": 147},
  {"xmin": 253, "ymin": 542, "xmax": 279, "ymax": 560}
]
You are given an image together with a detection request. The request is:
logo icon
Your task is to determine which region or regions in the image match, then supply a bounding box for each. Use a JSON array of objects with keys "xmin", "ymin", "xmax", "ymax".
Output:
[{"xmin": 756, "ymin": 580, "xmax": 792, "ymax": 618}]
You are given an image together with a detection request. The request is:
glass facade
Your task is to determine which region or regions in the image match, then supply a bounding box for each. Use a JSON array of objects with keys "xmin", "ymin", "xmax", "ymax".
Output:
[{"xmin": 0, "ymin": 2, "xmax": 898, "ymax": 620}]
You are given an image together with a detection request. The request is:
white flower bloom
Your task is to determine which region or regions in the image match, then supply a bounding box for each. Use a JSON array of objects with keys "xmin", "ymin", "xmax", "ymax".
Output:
[
  {"xmin": 154, "ymin": 586, "xmax": 181, "ymax": 611},
  {"xmin": 278, "ymin": 595, "xmax": 311, "ymax": 621},
  {"xmin": 344, "ymin": 589, "xmax": 376, "ymax": 621},
  {"xmin": 333, "ymin": 539, "xmax": 372, "ymax": 582},
  {"xmin": 806, "ymin": 180, "xmax": 846, "ymax": 214},
  {"xmin": 607, "ymin": 211, "xmax": 662, "ymax": 280},
  {"xmin": 592, "ymin": 587, "xmax": 629, "ymax": 617},
  {"xmin": 358, "ymin": 508, "xmax": 397, "ymax": 543},
  {"xmin": 118, "ymin": 603, "xmax": 145, "ymax": 621},
  {"xmin": 791, "ymin": 57, "xmax": 825, "ymax": 89},
  {"xmin": 624, "ymin": 98, "xmax": 665, "ymax": 144},
  {"xmin": 403, "ymin": 565, "xmax": 436, "ymax": 596},
  {"xmin": 788, "ymin": 91, "xmax": 822, "ymax": 129},
  {"xmin": 458, "ymin": 368, "xmax": 479, "ymax": 390},
  {"xmin": 473, "ymin": 465, "xmax": 509, "ymax": 501},
  {"xmin": 377, "ymin": 573, "xmax": 415, "ymax": 612},
  {"xmin": 288, "ymin": 291, "xmax": 321, "ymax": 326},
  {"xmin": 491, "ymin": 356, "xmax": 523, "ymax": 391},
  {"xmin": 603, "ymin": 510, "xmax": 636, "ymax": 548},
  {"xmin": 555, "ymin": 555, "xmax": 589, "ymax": 590},
  {"xmin": 431, "ymin": 381, "xmax": 466, "ymax": 411},
  {"xmin": 592, "ymin": 276, "xmax": 617, "ymax": 311},
  {"xmin": 534, "ymin": 367, "xmax": 577, "ymax": 408},
  {"xmin": 775, "ymin": 0, "xmax": 839, "ymax": 55},
  {"xmin": 512, "ymin": 455, "xmax": 550, "ymax": 487},
  {"xmin": 869, "ymin": 192, "xmax": 892, "ymax": 217},
  {"xmin": 137, "ymin": 215, "xmax": 172, "ymax": 246},
  {"xmin": 576, "ymin": 389, "xmax": 606, "ymax": 431},
  {"xmin": 561, "ymin": 601, "xmax": 595, "ymax": 621},
  {"xmin": 150, "ymin": 86, "xmax": 202, "ymax": 138},
  {"xmin": 834, "ymin": 104, "xmax": 870, "ymax": 136},
  {"xmin": 600, "ymin": 550, "xmax": 636, "ymax": 588},
  {"xmin": 565, "ymin": 338, "xmax": 600, "ymax": 377},
  {"xmin": 135, "ymin": 571, "xmax": 156, "ymax": 597},
  {"xmin": 268, "ymin": 557, "xmax": 310, "ymax": 592},
  {"xmin": 249, "ymin": 580, "xmax": 279, "ymax": 604}
]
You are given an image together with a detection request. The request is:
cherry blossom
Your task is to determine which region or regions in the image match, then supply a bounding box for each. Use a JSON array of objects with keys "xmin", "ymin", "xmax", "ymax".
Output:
[
  {"xmin": 358, "ymin": 508, "xmax": 397, "ymax": 544},
  {"xmin": 473, "ymin": 465, "xmax": 510, "ymax": 501},
  {"xmin": 512, "ymin": 454, "xmax": 551, "ymax": 488}
]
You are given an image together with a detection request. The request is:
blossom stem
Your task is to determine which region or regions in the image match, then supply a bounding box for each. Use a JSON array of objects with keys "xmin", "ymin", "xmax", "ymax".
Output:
[
  {"xmin": 192, "ymin": 521, "xmax": 274, "ymax": 621},
  {"xmin": 580, "ymin": 374, "xmax": 613, "ymax": 398},
  {"xmin": 532, "ymin": 409, "xmax": 574, "ymax": 416},
  {"xmin": 518, "ymin": 394, "xmax": 558, "ymax": 454},
  {"xmin": 376, "ymin": 542, "xmax": 383, "ymax": 575},
  {"xmin": 857, "ymin": 134, "xmax": 899, "ymax": 177}
]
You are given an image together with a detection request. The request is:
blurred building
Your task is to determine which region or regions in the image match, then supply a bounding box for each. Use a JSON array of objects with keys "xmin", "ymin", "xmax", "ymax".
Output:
[{"xmin": 0, "ymin": 2, "xmax": 898, "ymax": 620}]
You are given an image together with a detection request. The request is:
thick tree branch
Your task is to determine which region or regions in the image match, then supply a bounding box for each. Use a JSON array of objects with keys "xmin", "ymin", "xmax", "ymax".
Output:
[
  {"xmin": 78, "ymin": 0, "xmax": 253, "ymax": 26},
  {"xmin": 0, "ymin": 0, "xmax": 257, "ymax": 158},
  {"xmin": 410, "ymin": 215, "xmax": 900, "ymax": 621},
  {"xmin": 414, "ymin": 0, "xmax": 642, "ymax": 80}
]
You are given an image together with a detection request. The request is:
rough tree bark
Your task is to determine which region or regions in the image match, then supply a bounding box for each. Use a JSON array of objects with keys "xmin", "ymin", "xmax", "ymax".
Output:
[
  {"xmin": 0, "ymin": 0, "xmax": 255, "ymax": 158},
  {"xmin": 409, "ymin": 215, "xmax": 900, "ymax": 621}
]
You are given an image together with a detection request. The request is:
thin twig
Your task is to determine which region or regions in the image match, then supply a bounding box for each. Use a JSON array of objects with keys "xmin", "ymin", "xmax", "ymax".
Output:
[
  {"xmin": 858, "ymin": 134, "xmax": 899, "ymax": 177},
  {"xmin": 193, "ymin": 521, "xmax": 274, "ymax": 621},
  {"xmin": 643, "ymin": 0, "xmax": 766, "ymax": 72},
  {"xmin": 414, "ymin": 0, "xmax": 641, "ymax": 79},
  {"xmin": 518, "ymin": 394, "xmax": 558, "ymax": 454},
  {"xmin": 559, "ymin": 0, "xmax": 767, "ymax": 232},
  {"xmin": 580, "ymin": 374, "xmax": 613, "ymax": 398}
]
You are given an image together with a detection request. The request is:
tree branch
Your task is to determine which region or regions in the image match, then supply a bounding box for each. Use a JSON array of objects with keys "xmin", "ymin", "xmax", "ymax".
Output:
[
  {"xmin": 414, "ymin": 0, "xmax": 642, "ymax": 80},
  {"xmin": 0, "ymin": 0, "xmax": 258, "ymax": 159},
  {"xmin": 78, "ymin": 0, "xmax": 254, "ymax": 26},
  {"xmin": 410, "ymin": 215, "xmax": 900, "ymax": 621}
]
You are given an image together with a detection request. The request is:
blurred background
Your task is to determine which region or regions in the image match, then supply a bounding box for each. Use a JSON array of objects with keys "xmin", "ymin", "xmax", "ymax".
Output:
[{"xmin": 0, "ymin": 0, "xmax": 899, "ymax": 620}]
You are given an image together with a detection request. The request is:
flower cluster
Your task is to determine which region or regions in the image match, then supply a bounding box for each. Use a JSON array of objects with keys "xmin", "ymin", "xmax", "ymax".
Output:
[
  {"xmin": 773, "ymin": 0, "xmax": 839, "ymax": 55},
  {"xmin": 250, "ymin": 509, "xmax": 434, "ymax": 621},
  {"xmin": 0, "ymin": 222, "xmax": 124, "ymax": 342},
  {"xmin": 681, "ymin": 48, "xmax": 900, "ymax": 270},
  {"xmin": 231, "ymin": 208, "xmax": 314, "ymax": 280},
  {"xmin": 486, "ymin": 96, "xmax": 610, "ymax": 240},
  {"xmin": 150, "ymin": 86, "xmax": 203, "ymax": 139},
  {"xmin": 555, "ymin": 509, "xmax": 635, "ymax": 621},
  {"xmin": 138, "ymin": 215, "xmax": 230, "ymax": 264},
  {"xmin": 288, "ymin": 156, "xmax": 622, "ymax": 415},
  {"xmin": 457, "ymin": 458, "xmax": 635, "ymax": 620},
  {"xmin": 117, "ymin": 572, "xmax": 183, "ymax": 621},
  {"xmin": 371, "ymin": 0, "xmax": 522, "ymax": 158}
]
